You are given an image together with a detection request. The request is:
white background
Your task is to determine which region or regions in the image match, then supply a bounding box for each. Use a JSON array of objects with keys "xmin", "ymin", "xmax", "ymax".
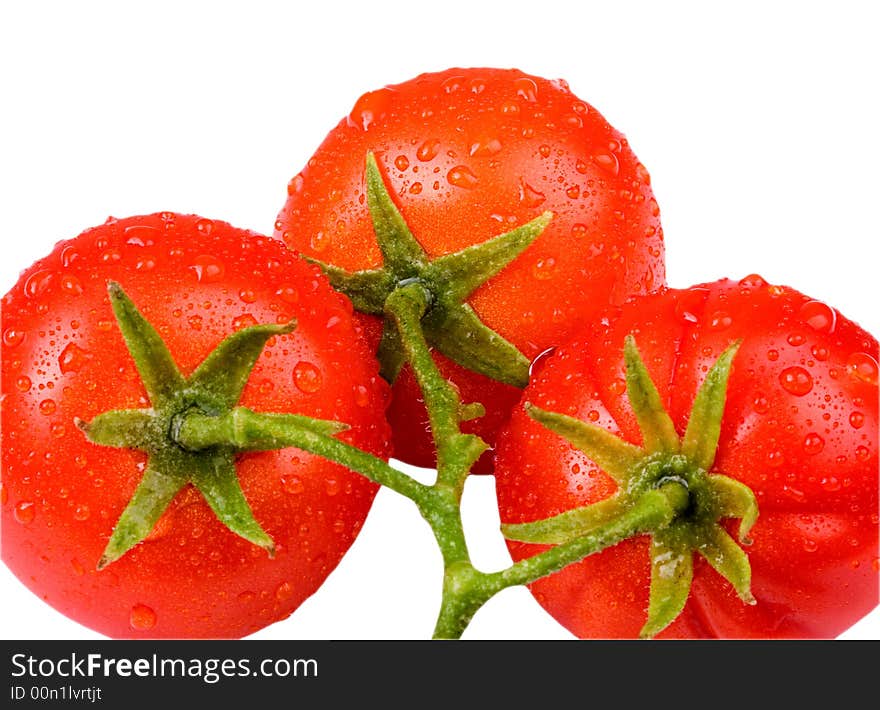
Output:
[{"xmin": 1, "ymin": 1, "xmax": 877, "ymax": 640}]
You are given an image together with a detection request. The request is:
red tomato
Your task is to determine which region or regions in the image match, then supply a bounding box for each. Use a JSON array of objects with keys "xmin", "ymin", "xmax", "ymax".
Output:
[
  {"xmin": 275, "ymin": 67, "xmax": 665, "ymax": 471},
  {"xmin": 1, "ymin": 213, "xmax": 390, "ymax": 638},
  {"xmin": 495, "ymin": 276, "xmax": 878, "ymax": 638}
]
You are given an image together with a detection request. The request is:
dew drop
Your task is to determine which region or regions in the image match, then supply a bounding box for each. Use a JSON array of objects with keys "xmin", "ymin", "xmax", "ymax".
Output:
[
  {"xmin": 238, "ymin": 591, "xmax": 256, "ymax": 604},
  {"xmin": 287, "ymin": 174, "xmax": 304, "ymax": 195},
  {"xmin": 519, "ymin": 179, "xmax": 546, "ymax": 207},
  {"xmin": 819, "ymin": 476, "xmax": 840, "ymax": 492},
  {"xmin": 275, "ymin": 285, "xmax": 299, "ymax": 304},
  {"xmin": 674, "ymin": 287, "xmax": 709, "ymax": 324},
  {"xmin": 571, "ymin": 223, "xmax": 588, "ymax": 238},
  {"xmin": 129, "ymin": 604, "xmax": 157, "ymax": 630},
  {"xmin": 514, "ymin": 77, "xmax": 538, "ymax": 101},
  {"xmin": 293, "ymin": 361, "xmax": 323, "ymax": 393},
  {"xmin": 3, "ymin": 328, "xmax": 25, "ymax": 348},
  {"xmin": 59, "ymin": 342, "xmax": 91, "ymax": 374},
  {"xmin": 73, "ymin": 504, "xmax": 90, "ymax": 521},
  {"xmin": 802, "ymin": 538, "xmax": 818, "ymax": 553},
  {"xmin": 416, "ymin": 140, "xmax": 440, "ymax": 162},
  {"xmin": 787, "ymin": 333, "xmax": 806, "ymax": 347},
  {"xmin": 409, "ymin": 182, "xmax": 423, "ymax": 194},
  {"xmin": 752, "ymin": 395, "xmax": 770, "ymax": 414},
  {"xmin": 39, "ymin": 399, "xmax": 57, "ymax": 415},
  {"xmin": 282, "ymin": 474, "xmax": 304, "ymax": 495},
  {"xmin": 469, "ymin": 138, "xmax": 502, "ymax": 157},
  {"xmin": 239, "ymin": 288, "xmax": 257, "ymax": 304},
  {"xmin": 811, "ymin": 345, "xmax": 829, "ymax": 361},
  {"xmin": 855, "ymin": 446, "xmax": 870, "ymax": 462},
  {"xmin": 24, "ymin": 270, "xmax": 54, "ymax": 299},
  {"xmin": 16, "ymin": 376, "xmax": 31, "ymax": 392},
  {"xmin": 14, "ymin": 501, "xmax": 35, "ymax": 524},
  {"xmin": 190, "ymin": 255, "xmax": 225, "ymax": 283},
  {"xmin": 592, "ymin": 152, "xmax": 620, "ymax": 176},
  {"xmin": 803, "ymin": 433, "xmax": 825, "ymax": 455},
  {"xmin": 347, "ymin": 87, "xmax": 393, "ymax": 131},
  {"xmin": 394, "ymin": 155, "xmax": 410, "ymax": 171},
  {"xmin": 325, "ymin": 477, "xmax": 340, "ymax": 496},
  {"xmin": 532, "ymin": 257, "xmax": 556, "ymax": 280},
  {"xmin": 354, "ymin": 384, "xmax": 370, "ymax": 407},
  {"xmin": 847, "ymin": 352, "xmax": 878, "ymax": 385},
  {"xmin": 275, "ymin": 581, "xmax": 294, "ymax": 602},
  {"xmin": 232, "ymin": 314, "xmax": 258, "ymax": 330},
  {"xmin": 60, "ymin": 274, "xmax": 83, "ymax": 296},
  {"xmin": 709, "ymin": 311, "xmax": 733, "ymax": 331},
  {"xmin": 799, "ymin": 300, "xmax": 836, "ymax": 333},
  {"xmin": 447, "ymin": 165, "xmax": 478, "ymax": 189},
  {"xmin": 195, "ymin": 219, "xmax": 214, "ymax": 235},
  {"xmin": 779, "ymin": 366, "xmax": 813, "ymax": 396},
  {"xmin": 849, "ymin": 411, "xmax": 865, "ymax": 429}
]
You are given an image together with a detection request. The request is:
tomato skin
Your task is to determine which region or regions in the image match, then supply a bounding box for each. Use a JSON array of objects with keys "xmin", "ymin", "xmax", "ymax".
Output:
[
  {"xmin": 275, "ymin": 67, "xmax": 665, "ymax": 471},
  {"xmin": 495, "ymin": 277, "xmax": 878, "ymax": 638},
  {"xmin": 1, "ymin": 213, "xmax": 390, "ymax": 639}
]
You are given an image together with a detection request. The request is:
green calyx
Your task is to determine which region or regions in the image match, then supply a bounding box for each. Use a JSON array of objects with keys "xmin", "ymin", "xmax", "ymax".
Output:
[
  {"xmin": 77, "ymin": 282, "xmax": 349, "ymax": 569},
  {"xmin": 503, "ymin": 336, "xmax": 759, "ymax": 638},
  {"xmin": 308, "ymin": 152, "xmax": 554, "ymax": 388}
]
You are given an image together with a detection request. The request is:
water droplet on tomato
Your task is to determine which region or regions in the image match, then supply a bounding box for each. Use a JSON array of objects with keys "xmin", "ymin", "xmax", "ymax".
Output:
[
  {"xmin": 16, "ymin": 376, "xmax": 31, "ymax": 392},
  {"xmin": 709, "ymin": 311, "xmax": 733, "ymax": 331},
  {"xmin": 514, "ymin": 77, "xmax": 538, "ymax": 101},
  {"xmin": 532, "ymin": 257, "xmax": 556, "ymax": 280},
  {"xmin": 347, "ymin": 87, "xmax": 394, "ymax": 131},
  {"xmin": 287, "ymin": 173, "xmax": 304, "ymax": 195},
  {"xmin": 195, "ymin": 218, "xmax": 214, "ymax": 235},
  {"xmin": 409, "ymin": 182, "xmax": 423, "ymax": 194},
  {"xmin": 190, "ymin": 255, "xmax": 225, "ymax": 283},
  {"xmin": 73, "ymin": 504, "xmax": 90, "ymax": 521},
  {"xmin": 14, "ymin": 501, "xmax": 35, "ymax": 524},
  {"xmin": 441, "ymin": 74, "xmax": 464, "ymax": 93},
  {"xmin": 39, "ymin": 399, "xmax": 57, "ymax": 415},
  {"xmin": 394, "ymin": 155, "xmax": 410, "ymax": 171},
  {"xmin": 855, "ymin": 446, "xmax": 870, "ymax": 462},
  {"xmin": 519, "ymin": 179, "xmax": 546, "ymax": 207},
  {"xmin": 310, "ymin": 230, "xmax": 331, "ymax": 252},
  {"xmin": 232, "ymin": 314, "xmax": 258, "ymax": 330},
  {"xmin": 281, "ymin": 475, "xmax": 304, "ymax": 495},
  {"xmin": 819, "ymin": 476, "xmax": 840, "ymax": 492},
  {"xmin": 849, "ymin": 411, "xmax": 865, "ymax": 429},
  {"xmin": 275, "ymin": 581, "xmax": 294, "ymax": 602},
  {"xmin": 417, "ymin": 140, "xmax": 440, "ymax": 161},
  {"xmin": 238, "ymin": 591, "xmax": 256, "ymax": 604},
  {"xmin": 354, "ymin": 384, "xmax": 370, "ymax": 407},
  {"xmin": 847, "ymin": 352, "xmax": 878, "ymax": 385},
  {"xmin": 59, "ymin": 342, "xmax": 91, "ymax": 374},
  {"xmin": 779, "ymin": 366, "xmax": 813, "ymax": 396},
  {"xmin": 239, "ymin": 288, "xmax": 257, "ymax": 304},
  {"xmin": 275, "ymin": 285, "xmax": 299, "ymax": 304},
  {"xmin": 803, "ymin": 433, "xmax": 825, "ymax": 455},
  {"xmin": 293, "ymin": 361, "xmax": 323, "ymax": 393},
  {"xmin": 447, "ymin": 165, "xmax": 478, "ymax": 189},
  {"xmin": 592, "ymin": 152, "xmax": 619, "ymax": 176},
  {"xmin": 129, "ymin": 604, "xmax": 157, "ymax": 630},
  {"xmin": 469, "ymin": 138, "xmax": 502, "ymax": 156},
  {"xmin": 3, "ymin": 328, "xmax": 25, "ymax": 347},
  {"xmin": 674, "ymin": 287, "xmax": 709, "ymax": 324},
  {"xmin": 24, "ymin": 270, "xmax": 54, "ymax": 299},
  {"xmin": 60, "ymin": 274, "xmax": 83, "ymax": 296},
  {"xmin": 799, "ymin": 300, "xmax": 837, "ymax": 333},
  {"xmin": 325, "ymin": 477, "xmax": 340, "ymax": 496},
  {"xmin": 802, "ymin": 538, "xmax": 818, "ymax": 553}
]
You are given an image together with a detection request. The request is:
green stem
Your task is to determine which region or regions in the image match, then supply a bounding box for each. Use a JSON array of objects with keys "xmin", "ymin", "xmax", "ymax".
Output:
[
  {"xmin": 174, "ymin": 408, "xmax": 431, "ymax": 505},
  {"xmin": 488, "ymin": 482, "xmax": 688, "ymax": 592}
]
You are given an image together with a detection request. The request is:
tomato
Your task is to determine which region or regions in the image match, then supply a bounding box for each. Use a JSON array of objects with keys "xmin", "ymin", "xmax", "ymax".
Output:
[
  {"xmin": 1, "ymin": 212, "xmax": 390, "ymax": 639},
  {"xmin": 495, "ymin": 276, "xmax": 878, "ymax": 638},
  {"xmin": 275, "ymin": 67, "xmax": 665, "ymax": 471}
]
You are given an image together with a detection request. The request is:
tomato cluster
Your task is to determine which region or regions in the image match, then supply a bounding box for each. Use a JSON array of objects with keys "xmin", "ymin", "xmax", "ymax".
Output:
[{"xmin": 1, "ymin": 67, "xmax": 877, "ymax": 640}]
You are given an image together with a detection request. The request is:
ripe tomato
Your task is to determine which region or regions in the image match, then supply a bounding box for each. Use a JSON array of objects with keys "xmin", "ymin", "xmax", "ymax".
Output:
[
  {"xmin": 496, "ymin": 276, "xmax": 878, "ymax": 638},
  {"xmin": 1, "ymin": 212, "xmax": 390, "ymax": 639},
  {"xmin": 275, "ymin": 67, "xmax": 666, "ymax": 471}
]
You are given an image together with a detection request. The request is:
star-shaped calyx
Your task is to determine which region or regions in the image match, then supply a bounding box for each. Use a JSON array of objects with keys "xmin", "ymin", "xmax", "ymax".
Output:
[
  {"xmin": 503, "ymin": 336, "xmax": 759, "ymax": 638},
  {"xmin": 77, "ymin": 282, "xmax": 347, "ymax": 569},
  {"xmin": 308, "ymin": 152, "xmax": 553, "ymax": 388}
]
